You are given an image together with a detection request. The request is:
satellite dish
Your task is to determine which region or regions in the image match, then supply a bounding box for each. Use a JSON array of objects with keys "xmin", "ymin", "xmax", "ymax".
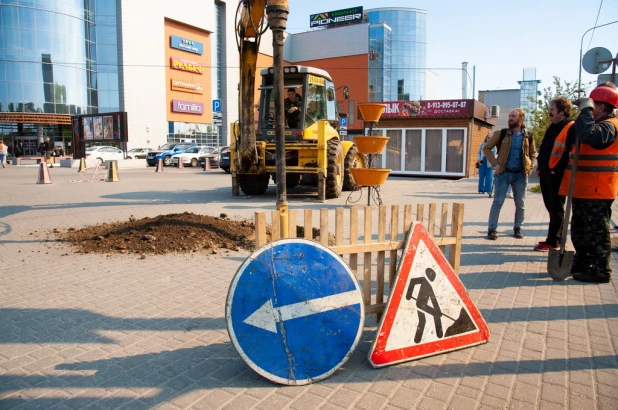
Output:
[{"xmin": 582, "ymin": 47, "xmax": 613, "ymax": 74}]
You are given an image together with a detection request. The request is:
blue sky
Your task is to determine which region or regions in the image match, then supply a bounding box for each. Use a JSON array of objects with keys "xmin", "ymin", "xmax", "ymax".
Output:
[{"xmin": 285, "ymin": 0, "xmax": 618, "ymax": 100}]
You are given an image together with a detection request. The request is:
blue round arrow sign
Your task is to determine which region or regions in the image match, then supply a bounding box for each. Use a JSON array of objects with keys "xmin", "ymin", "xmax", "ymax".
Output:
[{"xmin": 226, "ymin": 238, "xmax": 364, "ymax": 385}]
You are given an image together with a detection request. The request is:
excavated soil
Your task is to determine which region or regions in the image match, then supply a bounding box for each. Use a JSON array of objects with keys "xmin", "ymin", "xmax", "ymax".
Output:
[
  {"xmin": 55, "ymin": 212, "xmax": 256, "ymax": 256},
  {"xmin": 53, "ymin": 211, "xmax": 334, "ymax": 256}
]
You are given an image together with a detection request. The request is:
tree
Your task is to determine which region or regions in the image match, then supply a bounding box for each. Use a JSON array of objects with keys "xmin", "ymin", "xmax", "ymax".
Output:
[{"xmin": 525, "ymin": 77, "xmax": 594, "ymax": 148}]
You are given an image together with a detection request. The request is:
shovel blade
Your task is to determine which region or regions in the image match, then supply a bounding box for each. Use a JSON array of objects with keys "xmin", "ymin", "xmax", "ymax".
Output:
[{"xmin": 547, "ymin": 249, "xmax": 574, "ymax": 281}]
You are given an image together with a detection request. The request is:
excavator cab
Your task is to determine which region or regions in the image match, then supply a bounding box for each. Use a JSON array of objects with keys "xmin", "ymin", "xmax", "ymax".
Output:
[{"xmin": 257, "ymin": 65, "xmax": 337, "ymax": 140}]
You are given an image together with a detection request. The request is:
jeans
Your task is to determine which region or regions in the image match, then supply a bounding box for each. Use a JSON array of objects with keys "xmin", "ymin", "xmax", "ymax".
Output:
[
  {"xmin": 478, "ymin": 164, "xmax": 493, "ymax": 193},
  {"xmin": 488, "ymin": 171, "xmax": 527, "ymax": 231},
  {"xmin": 0, "ymin": 152, "xmax": 5, "ymax": 166}
]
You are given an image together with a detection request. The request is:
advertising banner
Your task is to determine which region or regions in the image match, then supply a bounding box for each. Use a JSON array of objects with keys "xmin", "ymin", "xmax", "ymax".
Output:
[
  {"xmin": 310, "ymin": 6, "xmax": 363, "ymax": 28},
  {"xmin": 171, "ymin": 78, "xmax": 204, "ymax": 94},
  {"xmin": 379, "ymin": 100, "xmax": 473, "ymax": 118},
  {"xmin": 170, "ymin": 35, "xmax": 203, "ymax": 55},
  {"xmin": 172, "ymin": 99, "xmax": 204, "ymax": 115},
  {"xmin": 170, "ymin": 57, "xmax": 204, "ymax": 74}
]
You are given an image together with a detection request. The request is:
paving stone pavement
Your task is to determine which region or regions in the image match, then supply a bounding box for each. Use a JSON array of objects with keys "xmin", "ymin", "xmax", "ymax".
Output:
[{"xmin": 0, "ymin": 165, "xmax": 617, "ymax": 410}]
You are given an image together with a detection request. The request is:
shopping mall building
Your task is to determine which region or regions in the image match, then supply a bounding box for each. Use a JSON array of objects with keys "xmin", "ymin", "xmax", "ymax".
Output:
[{"xmin": 0, "ymin": 0, "xmax": 241, "ymax": 155}]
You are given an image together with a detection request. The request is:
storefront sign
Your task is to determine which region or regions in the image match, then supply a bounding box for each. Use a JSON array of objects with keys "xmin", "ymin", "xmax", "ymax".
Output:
[
  {"xmin": 172, "ymin": 99, "xmax": 204, "ymax": 115},
  {"xmin": 170, "ymin": 35, "xmax": 203, "ymax": 55},
  {"xmin": 380, "ymin": 100, "xmax": 472, "ymax": 118},
  {"xmin": 310, "ymin": 7, "xmax": 363, "ymax": 28},
  {"xmin": 171, "ymin": 79, "xmax": 204, "ymax": 94},
  {"xmin": 170, "ymin": 57, "xmax": 204, "ymax": 74}
]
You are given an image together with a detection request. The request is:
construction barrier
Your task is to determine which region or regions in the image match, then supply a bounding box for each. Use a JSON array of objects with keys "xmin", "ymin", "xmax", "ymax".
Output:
[
  {"xmin": 105, "ymin": 160, "xmax": 120, "ymax": 182},
  {"xmin": 155, "ymin": 158, "xmax": 163, "ymax": 172},
  {"xmin": 36, "ymin": 162, "xmax": 52, "ymax": 184},
  {"xmin": 78, "ymin": 158, "xmax": 87, "ymax": 172},
  {"xmin": 254, "ymin": 203, "xmax": 464, "ymax": 319}
]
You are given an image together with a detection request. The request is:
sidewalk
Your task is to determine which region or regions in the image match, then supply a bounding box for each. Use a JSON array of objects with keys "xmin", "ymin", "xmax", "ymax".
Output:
[{"xmin": 0, "ymin": 166, "xmax": 616, "ymax": 409}]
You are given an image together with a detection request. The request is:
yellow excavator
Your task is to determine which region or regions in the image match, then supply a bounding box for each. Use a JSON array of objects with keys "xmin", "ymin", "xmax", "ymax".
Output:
[{"xmin": 231, "ymin": 0, "xmax": 365, "ymax": 203}]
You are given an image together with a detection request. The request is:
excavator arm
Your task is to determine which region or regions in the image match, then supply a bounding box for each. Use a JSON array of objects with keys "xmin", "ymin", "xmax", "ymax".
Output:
[{"xmin": 235, "ymin": 0, "xmax": 288, "ymax": 173}]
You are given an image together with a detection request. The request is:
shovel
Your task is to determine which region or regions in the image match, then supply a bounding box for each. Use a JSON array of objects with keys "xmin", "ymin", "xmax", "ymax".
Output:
[{"xmin": 547, "ymin": 137, "xmax": 581, "ymax": 280}]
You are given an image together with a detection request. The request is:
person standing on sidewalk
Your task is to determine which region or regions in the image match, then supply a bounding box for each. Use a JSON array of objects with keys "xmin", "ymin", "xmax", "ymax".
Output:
[
  {"xmin": 562, "ymin": 83, "xmax": 618, "ymax": 283},
  {"xmin": 534, "ymin": 97, "xmax": 576, "ymax": 251},
  {"xmin": 0, "ymin": 139, "xmax": 7, "ymax": 168},
  {"xmin": 477, "ymin": 134, "xmax": 495, "ymax": 194},
  {"xmin": 483, "ymin": 109, "xmax": 537, "ymax": 240},
  {"xmin": 44, "ymin": 137, "xmax": 55, "ymax": 168}
]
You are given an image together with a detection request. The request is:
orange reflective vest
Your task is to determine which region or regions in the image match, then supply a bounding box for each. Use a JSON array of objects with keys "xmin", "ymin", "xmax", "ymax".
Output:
[
  {"xmin": 548, "ymin": 121, "xmax": 574, "ymax": 169},
  {"xmin": 559, "ymin": 117, "xmax": 618, "ymax": 199}
]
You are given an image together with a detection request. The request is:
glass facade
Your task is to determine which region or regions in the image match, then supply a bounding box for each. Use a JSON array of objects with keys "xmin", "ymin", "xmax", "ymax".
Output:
[
  {"xmin": 368, "ymin": 23, "xmax": 391, "ymax": 102},
  {"xmin": 518, "ymin": 67, "xmax": 540, "ymax": 127},
  {"xmin": 0, "ymin": 0, "xmax": 120, "ymax": 115},
  {"xmin": 366, "ymin": 8, "xmax": 427, "ymax": 101}
]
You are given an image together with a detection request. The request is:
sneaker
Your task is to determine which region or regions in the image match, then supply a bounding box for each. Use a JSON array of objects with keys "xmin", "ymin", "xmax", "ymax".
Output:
[
  {"xmin": 572, "ymin": 272, "xmax": 610, "ymax": 283},
  {"xmin": 513, "ymin": 227, "xmax": 523, "ymax": 239},
  {"xmin": 487, "ymin": 230, "xmax": 498, "ymax": 240},
  {"xmin": 534, "ymin": 241, "xmax": 557, "ymax": 252}
]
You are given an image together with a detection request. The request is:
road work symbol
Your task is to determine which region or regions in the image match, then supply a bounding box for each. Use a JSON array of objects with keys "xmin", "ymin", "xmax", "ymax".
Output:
[
  {"xmin": 226, "ymin": 239, "xmax": 364, "ymax": 385},
  {"xmin": 369, "ymin": 222, "xmax": 490, "ymax": 368}
]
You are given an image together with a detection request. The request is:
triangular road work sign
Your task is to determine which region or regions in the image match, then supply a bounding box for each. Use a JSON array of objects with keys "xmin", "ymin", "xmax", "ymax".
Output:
[{"xmin": 369, "ymin": 222, "xmax": 490, "ymax": 368}]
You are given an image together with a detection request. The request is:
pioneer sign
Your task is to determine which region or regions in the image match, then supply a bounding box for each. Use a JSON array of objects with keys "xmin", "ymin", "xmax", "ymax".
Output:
[
  {"xmin": 310, "ymin": 6, "xmax": 363, "ymax": 28},
  {"xmin": 171, "ymin": 79, "xmax": 203, "ymax": 94}
]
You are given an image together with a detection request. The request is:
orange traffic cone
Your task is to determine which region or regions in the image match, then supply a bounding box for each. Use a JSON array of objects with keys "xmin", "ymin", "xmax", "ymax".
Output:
[
  {"xmin": 36, "ymin": 162, "xmax": 52, "ymax": 184},
  {"xmin": 203, "ymin": 157, "xmax": 211, "ymax": 171},
  {"xmin": 176, "ymin": 157, "xmax": 184, "ymax": 169},
  {"xmin": 155, "ymin": 158, "xmax": 163, "ymax": 172}
]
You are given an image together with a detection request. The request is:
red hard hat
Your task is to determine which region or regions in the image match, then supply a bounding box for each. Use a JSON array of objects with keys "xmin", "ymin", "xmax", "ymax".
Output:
[{"xmin": 589, "ymin": 85, "xmax": 618, "ymax": 108}]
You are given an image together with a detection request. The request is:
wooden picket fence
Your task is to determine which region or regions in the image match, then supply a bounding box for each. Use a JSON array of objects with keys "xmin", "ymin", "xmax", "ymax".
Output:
[{"xmin": 254, "ymin": 203, "xmax": 464, "ymax": 317}]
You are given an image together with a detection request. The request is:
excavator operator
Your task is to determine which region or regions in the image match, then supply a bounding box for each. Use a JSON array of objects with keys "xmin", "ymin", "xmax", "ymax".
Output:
[{"xmin": 284, "ymin": 88, "xmax": 302, "ymax": 128}]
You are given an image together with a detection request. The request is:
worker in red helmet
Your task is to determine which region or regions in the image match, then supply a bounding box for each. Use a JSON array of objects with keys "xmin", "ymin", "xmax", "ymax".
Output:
[{"xmin": 560, "ymin": 82, "xmax": 618, "ymax": 283}]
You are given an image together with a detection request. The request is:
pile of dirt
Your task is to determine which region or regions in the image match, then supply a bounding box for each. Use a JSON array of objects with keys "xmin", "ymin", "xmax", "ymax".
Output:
[{"xmin": 56, "ymin": 212, "xmax": 256, "ymax": 256}]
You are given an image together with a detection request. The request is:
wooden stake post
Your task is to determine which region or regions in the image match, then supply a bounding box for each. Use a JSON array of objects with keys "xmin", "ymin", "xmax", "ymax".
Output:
[{"xmin": 254, "ymin": 203, "xmax": 464, "ymax": 318}]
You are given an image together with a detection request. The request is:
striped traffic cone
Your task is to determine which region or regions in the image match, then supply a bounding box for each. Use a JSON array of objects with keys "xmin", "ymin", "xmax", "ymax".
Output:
[
  {"xmin": 105, "ymin": 160, "xmax": 120, "ymax": 182},
  {"xmin": 203, "ymin": 157, "xmax": 211, "ymax": 171},
  {"xmin": 78, "ymin": 157, "xmax": 87, "ymax": 172},
  {"xmin": 155, "ymin": 158, "xmax": 163, "ymax": 172},
  {"xmin": 177, "ymin": 157, "xmax": 184, "ymax": 169}
]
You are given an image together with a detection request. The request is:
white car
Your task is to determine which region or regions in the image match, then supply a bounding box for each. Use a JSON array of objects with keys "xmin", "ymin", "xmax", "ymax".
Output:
[
  {"xmin": 85, "ymin": 146, "xmax": 124, "ymax": 163},
  {"xmin": 172, "ymin": 146, "xmax": 217, "ymax": 167},
  {"xmin": 126, "ymin": 148, "xmax": 153, "ymax": 159}
]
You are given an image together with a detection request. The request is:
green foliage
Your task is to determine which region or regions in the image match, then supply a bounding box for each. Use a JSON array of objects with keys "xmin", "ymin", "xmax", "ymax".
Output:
[
  {"xmin": 525, "ymin": 77, "xmax": 594, "ymax": 148},
  {"xmin": 530, "ymin": 184, "xmax": 542, "ymax": 193}
]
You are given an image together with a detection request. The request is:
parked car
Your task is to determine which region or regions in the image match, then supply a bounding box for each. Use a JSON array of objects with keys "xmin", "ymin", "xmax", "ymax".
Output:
[
  {"xmin": 146, "ymin": 142, "xmax": 198, "ymax": 166},
  {"xmin": 126, "ymin": 148, "xmax": 153, "ymax": 159},
  {"xmin": 85, "ymin": 146, "xmax": 124, "ymax": 163},
  {"xmin": 218, "ymin": 146, "xmax": 231, "ymax": 173},
  {"xmin": 198, "ymin": 151, "xmax": 222, "ymax": 169},
  {"xmin": 172, "ymin": 146, "xmax": 218, "ymax": 167}
]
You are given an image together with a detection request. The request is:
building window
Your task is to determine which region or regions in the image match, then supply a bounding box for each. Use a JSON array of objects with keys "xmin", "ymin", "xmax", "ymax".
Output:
[{"xmin": 348, "ymin": 100, "xmax": 354, "ymax": 125}]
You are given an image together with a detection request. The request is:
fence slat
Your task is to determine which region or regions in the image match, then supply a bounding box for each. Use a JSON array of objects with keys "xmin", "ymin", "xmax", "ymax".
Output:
[
  {"xmin": 335, "ymin": 208, "xmax": 344, "ymax": 248},
  {"xmin": 304, "ymin": 210, "xmax": 312, "ymax": 240},
  {"xmin": 255, "ymin": 212, "xmax": 267, "ymax": 248},
  {"xmin": 288, "ymin": 210, "xmax": 297, "ymax": 239},
  {"xmin": 271, "ymin": 210, "xmax": 280, "ymax": 242},
  {"xmin": 349, "ymin": 207, "xmax": 358, "ymax": 276},
  {"xmin": 428, "ymin": 203, "xmax": 436, "ymax": 238},
  {"xmin": 439, "ymin": 203, "xmax": 448, "ymax": 253},
  {"xmin": 376, "ymin": 206, "xmax": 387, "ymax": 306},
  {"xmin": 449, "ymin": 203, "xmax": 464, "ymax": 275},
  {"xmin": 389, "ymin": 205, "xmax": 399, "ymax": 288},
  {"xmin": 404, "ymin": 204, "xmax": 413, "ymax": 236},
  {"xmin": 320, "ymin": 208, "xmax": 329, "ymax": 246},
  {"xmin": 416, "ymin": 204, "xmax": 424, "ymax": 223},
  {"xmin": 363, "ymin": 206, "xmax": 372, "ymax": 306}
]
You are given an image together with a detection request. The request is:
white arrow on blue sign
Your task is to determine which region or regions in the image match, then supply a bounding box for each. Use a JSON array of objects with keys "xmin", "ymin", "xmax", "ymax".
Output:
[
  {"xmin": 226, "ymin": 238, "xmax": 364, "ymax": 385},
  {"xmin": 212, "ymin": 99, "xmax": 221, "ymax": 113}
]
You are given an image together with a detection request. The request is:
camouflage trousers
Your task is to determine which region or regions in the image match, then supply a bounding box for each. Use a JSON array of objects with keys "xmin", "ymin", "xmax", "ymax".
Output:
[{"xmin": 571, "ymin": 198, "xmax": 613, "ymax": 275}]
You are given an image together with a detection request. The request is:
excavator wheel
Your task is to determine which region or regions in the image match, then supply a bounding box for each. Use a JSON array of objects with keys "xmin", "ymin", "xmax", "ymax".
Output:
[
  {"xmin": 238, "ymin": 174, "xmax": 270, "ymax": 196},
  {"xmin": 325, "ymin": 139, "xmax": 344, "ymax": 199},
  {"xmin": 343, "ymin": 144, "xmax": 366, "ymax": 191}
]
